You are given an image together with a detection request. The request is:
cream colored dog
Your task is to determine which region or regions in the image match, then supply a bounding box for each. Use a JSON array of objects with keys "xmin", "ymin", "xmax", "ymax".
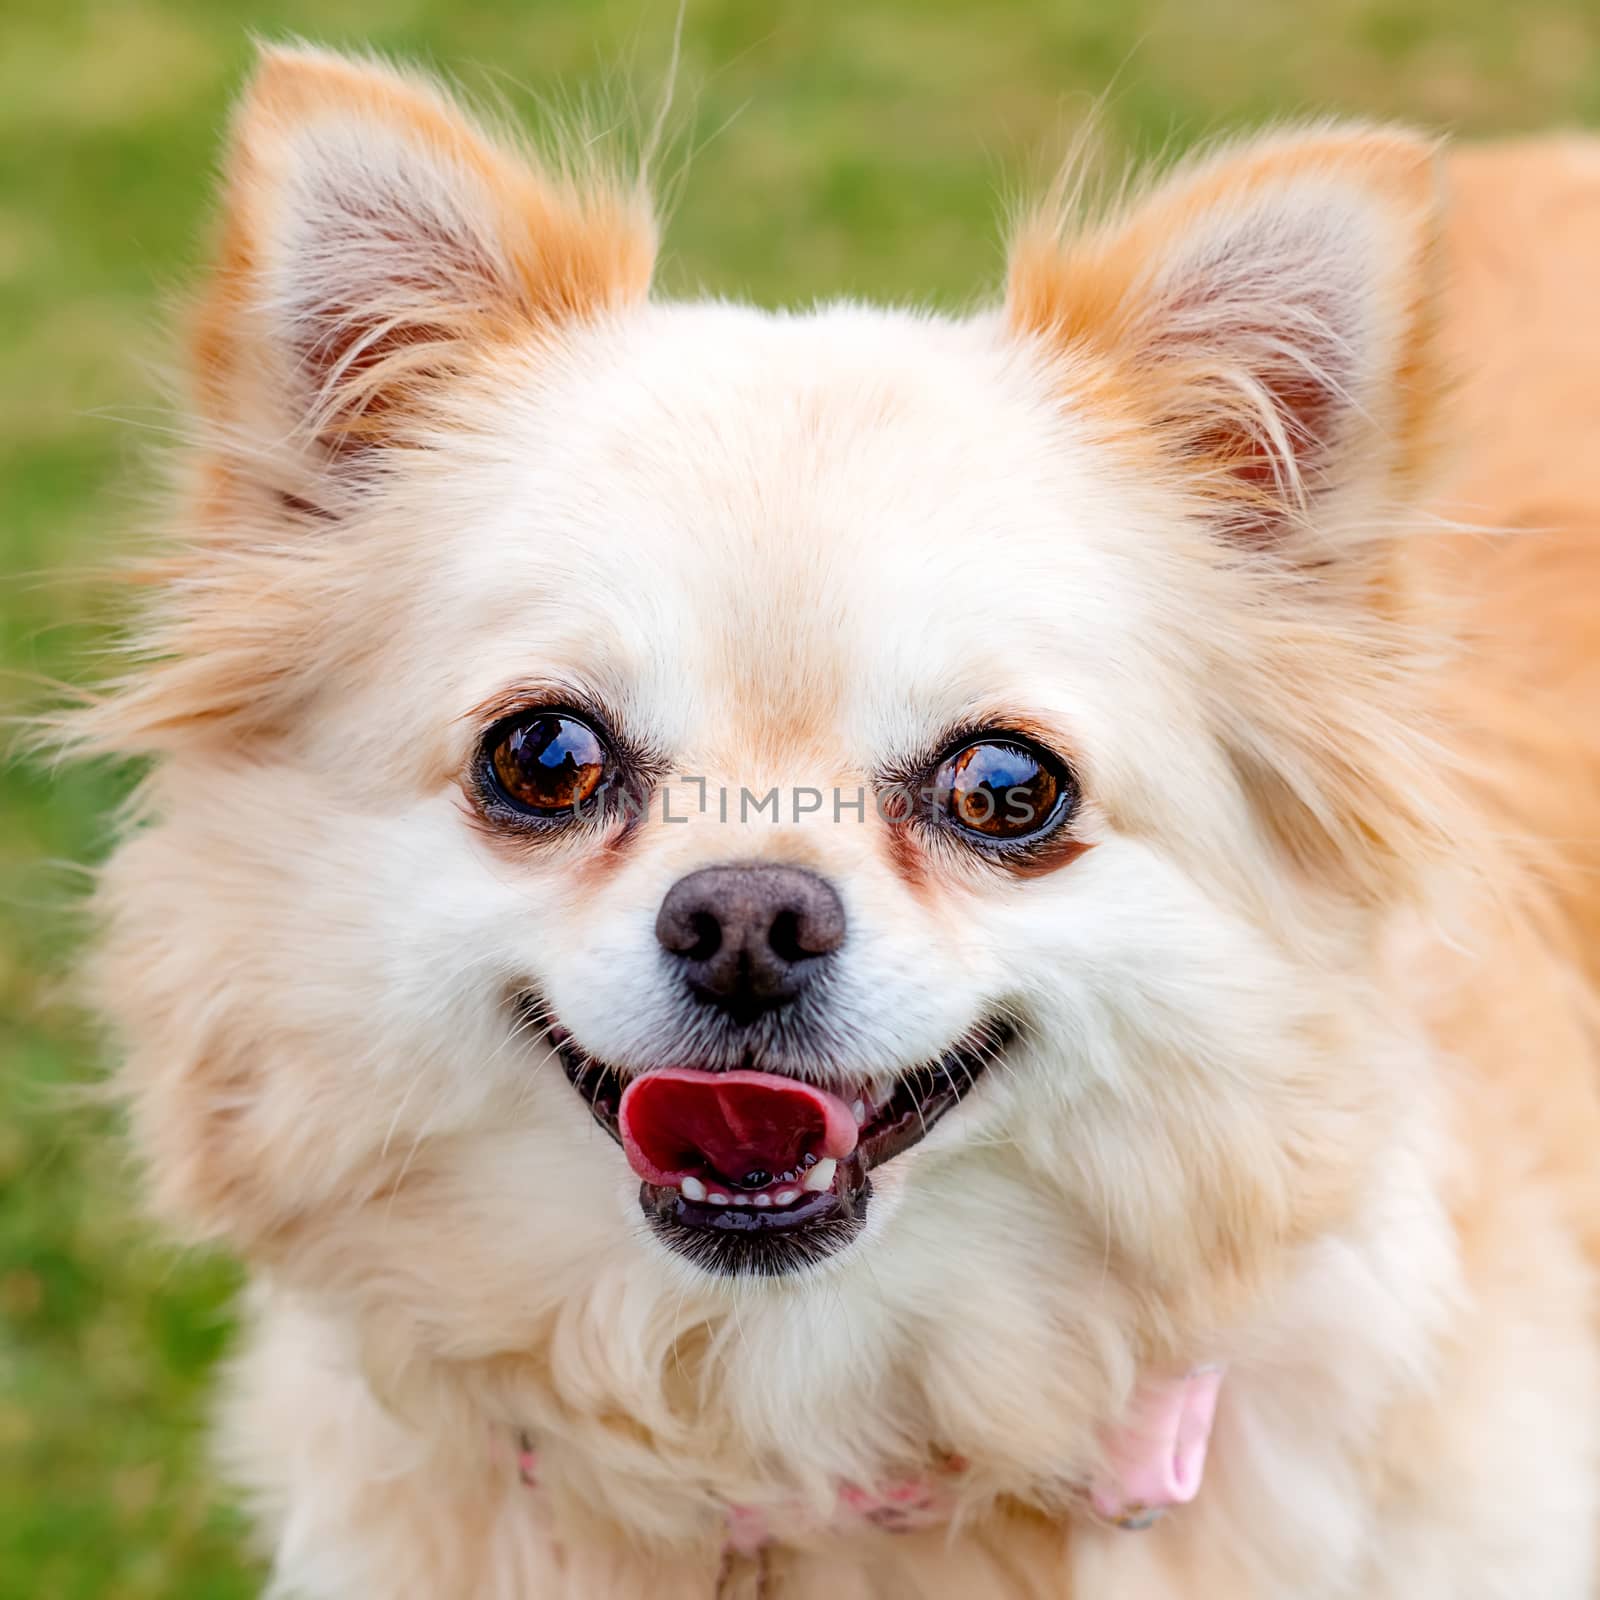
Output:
[{"xmin": 70, "ymin": 43, "xmax": 1600, "ymax": 1600}]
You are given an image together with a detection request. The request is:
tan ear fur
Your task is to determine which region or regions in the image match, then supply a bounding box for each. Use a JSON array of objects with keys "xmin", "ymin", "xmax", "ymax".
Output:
[
  {"xmin": 1007, "ymin": 130, "xmax": 1446, "ymax": 542},
  {"xmin": 194, "ymin": 44, "xmax": 655, "ymax": 459}
]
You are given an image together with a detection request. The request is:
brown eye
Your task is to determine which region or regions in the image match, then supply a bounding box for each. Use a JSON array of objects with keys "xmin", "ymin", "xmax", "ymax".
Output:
[
  {"xmin": 931, "ymin": 738, "xmax": 1067, "ymax": 842},
  {"xmin": 486, "ymin": 712, "xmax": 608, "ymax": 817}
]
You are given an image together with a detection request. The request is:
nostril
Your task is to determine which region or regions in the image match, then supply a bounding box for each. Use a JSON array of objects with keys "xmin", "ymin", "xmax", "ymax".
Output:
[
  {"xmin": 767, "ymin": 908, "xmax": 806, "ymax": 965},
  {"xmin": 684, "ymin": 910, "xmax": 721, "ymax": 963}
]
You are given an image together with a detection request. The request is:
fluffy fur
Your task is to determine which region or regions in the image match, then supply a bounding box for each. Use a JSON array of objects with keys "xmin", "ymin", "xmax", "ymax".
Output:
[{"xmin": 66, "ymin": 44, "xmax": 1600, "ymax": 1598}]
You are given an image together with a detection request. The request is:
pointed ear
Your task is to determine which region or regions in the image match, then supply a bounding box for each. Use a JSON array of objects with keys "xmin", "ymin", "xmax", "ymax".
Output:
[
  {"xmin": 1006, "ymin": 130, "xmax": 1444, "ymax": 547},
  {"xmin": 193, "ymin": 45, "xmax": 654, "ymax": 477}
]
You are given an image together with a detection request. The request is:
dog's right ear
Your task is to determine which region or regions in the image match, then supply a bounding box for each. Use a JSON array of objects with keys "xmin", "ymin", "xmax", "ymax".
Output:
[{"xmin": 194, "ymin": 44, "xmax": 654, "ymax": 493}]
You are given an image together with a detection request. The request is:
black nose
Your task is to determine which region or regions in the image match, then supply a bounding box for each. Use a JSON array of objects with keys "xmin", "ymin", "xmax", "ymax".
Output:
[{"xmin": 655, "ymin": 864, "xmax": 846, "ymax": 1022}]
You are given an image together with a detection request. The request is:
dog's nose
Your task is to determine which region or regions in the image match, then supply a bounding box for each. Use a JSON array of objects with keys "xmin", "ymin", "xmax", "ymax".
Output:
[{"xmin": 655, "ymin": 864, "xmax": 846, "ymax": 1022}]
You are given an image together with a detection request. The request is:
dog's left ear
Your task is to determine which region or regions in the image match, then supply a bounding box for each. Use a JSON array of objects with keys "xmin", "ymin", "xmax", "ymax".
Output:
[
  {"xmin": 1010, "ymin": 132, "xmax": 1462, "ymax": 901},
  {"xmin": 1006, "ymin": 129, "xmax": 1444, "ymax": 550}
]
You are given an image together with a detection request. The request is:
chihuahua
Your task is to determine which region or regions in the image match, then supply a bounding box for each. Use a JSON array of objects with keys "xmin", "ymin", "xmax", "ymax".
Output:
[{"xmin": 67, "ymin": 44, "xmax": 1600, "ymax": 1600}]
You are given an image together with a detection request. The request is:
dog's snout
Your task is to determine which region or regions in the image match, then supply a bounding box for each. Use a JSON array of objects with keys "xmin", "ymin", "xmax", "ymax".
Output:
[{"xmin": 655, "ymin": 864, "xmax": 846, "ymax": 1022}]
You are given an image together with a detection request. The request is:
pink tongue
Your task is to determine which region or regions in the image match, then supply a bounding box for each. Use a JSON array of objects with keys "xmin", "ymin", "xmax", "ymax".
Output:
[{"xmin": 619, "ymin": 1069, "xmax": 860, "ymax": 1188}]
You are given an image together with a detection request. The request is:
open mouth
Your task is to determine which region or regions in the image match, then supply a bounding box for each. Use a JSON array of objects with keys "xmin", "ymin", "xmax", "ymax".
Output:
[{"xmin": 547, "ymin": 1018, "xmax": 1010, "ymax": 1276}]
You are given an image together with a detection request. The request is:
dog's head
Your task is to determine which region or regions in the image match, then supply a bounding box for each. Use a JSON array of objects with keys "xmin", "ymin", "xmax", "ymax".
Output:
[{"xmin": 82, "ymin": 47, "xmax": 1458, "ymax": 1495}]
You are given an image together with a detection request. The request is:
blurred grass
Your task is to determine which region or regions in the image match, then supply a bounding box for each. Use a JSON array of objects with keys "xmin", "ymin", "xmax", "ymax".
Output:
[{"xmin": 2, "ymin": 0, "xmax": 1596, "ymax": 1592}]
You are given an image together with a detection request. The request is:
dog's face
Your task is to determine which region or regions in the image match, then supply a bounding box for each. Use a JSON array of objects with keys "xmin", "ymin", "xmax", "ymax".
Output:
[
  {"xmin": 412, "ymin": 301, "xmax": 1269, "ymax": 1275},
  {"xmin": 87, "ymin": 48, "xmax": 1452, "ymax": 1492}
]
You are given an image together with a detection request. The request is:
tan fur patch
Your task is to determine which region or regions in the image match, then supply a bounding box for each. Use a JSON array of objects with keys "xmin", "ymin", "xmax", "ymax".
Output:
[
  {"xmin": 1007, "ymin": 129, "xmax": 1446, "ymax": 521},
  {"xmin": 195, "ymin": 45, "xmax": 655, "ymax": 442}
]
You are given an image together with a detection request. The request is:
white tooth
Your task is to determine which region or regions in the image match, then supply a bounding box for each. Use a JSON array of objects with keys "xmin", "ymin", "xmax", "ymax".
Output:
[
  {"xmin": 680, "ymin": 1175, "xmax": 707, "ymax": 1203},
  {"xmin": 708, "ymin": 1191, "xmax": 730, "ymax": 1205},
  {"xmin": 754, "ymin": 1193, "xmax": 772, "ymax": 1207},
  {"xmin": 731, "ymin": 1193, "xmax": 752, "ymax": 1206},
  {"xmin": 802, "ymin": 1158, "xmax": 837, "ymax": 1193},
  {"xmin": 774, "ymin": 1188, "xmax": 800, "ymax": 1205},
  {"xmin": 851, "ymin": 1100, "xmax": 866, "ymax": 1125}
]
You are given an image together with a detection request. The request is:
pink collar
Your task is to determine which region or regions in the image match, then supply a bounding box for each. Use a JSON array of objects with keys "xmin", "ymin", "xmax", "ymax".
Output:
[
  {"xmin": 1089, "ymin": 1365, "xmax": 1224, "ymax": 1529},
  {"xmin": 513, "ymin": 1366, "xmax": 1223, "ymax": 1550}
]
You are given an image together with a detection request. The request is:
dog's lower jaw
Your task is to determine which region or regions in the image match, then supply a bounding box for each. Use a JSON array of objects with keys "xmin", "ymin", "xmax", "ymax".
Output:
[{"xmin": 639, "ymin": 1153, "xmax": 873, "ymax": 1278}]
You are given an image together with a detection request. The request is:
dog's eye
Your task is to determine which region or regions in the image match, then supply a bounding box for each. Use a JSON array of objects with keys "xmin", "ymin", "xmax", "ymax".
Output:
[
  {"xmin": 930, "ymin": 738, "xmax": 1067, "ymax": 842},
  {"xmin": 485, "ymin": 712, "xmax": 609, "ymax": 816}
]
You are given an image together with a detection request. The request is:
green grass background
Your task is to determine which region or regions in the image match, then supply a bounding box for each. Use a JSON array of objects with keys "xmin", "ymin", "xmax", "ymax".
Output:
[{"xmin": 3, "ymin": 1, "xmax": 1596, "ymax": 1593}]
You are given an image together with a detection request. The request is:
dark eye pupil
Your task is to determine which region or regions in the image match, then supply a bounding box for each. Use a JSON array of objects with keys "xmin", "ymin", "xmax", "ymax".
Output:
[
  {"xmin": 938, "ymin": 741, "xmax": 1060, "ymax": 839},
  {"xmin": 490, "ymin": 715, "xmax": 607, "ymax": 814}
]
